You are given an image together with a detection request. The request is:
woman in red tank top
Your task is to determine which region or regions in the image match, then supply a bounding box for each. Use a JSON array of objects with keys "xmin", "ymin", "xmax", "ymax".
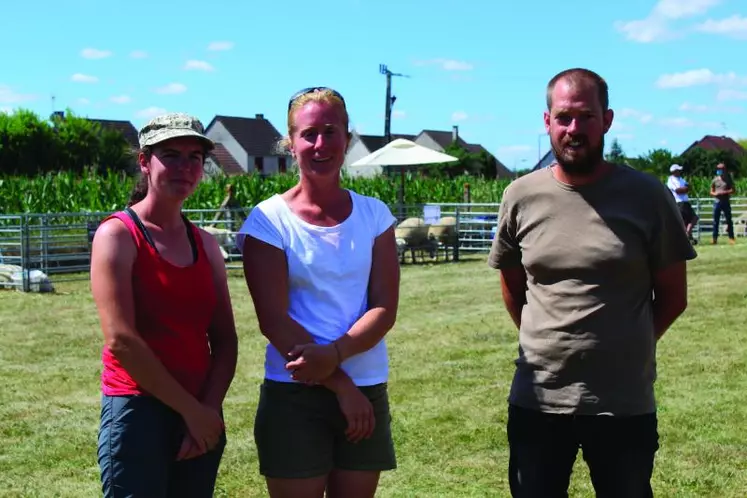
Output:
[{"xmin": 90, "ymin": 113, "xmax": 238, "ymax": 497}]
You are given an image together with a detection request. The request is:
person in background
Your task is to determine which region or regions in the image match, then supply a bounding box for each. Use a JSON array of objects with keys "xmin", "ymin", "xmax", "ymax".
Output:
[
  {"xmin": 489, "ymin": 68, "xmax": 697, "ymax": 498},
  {"xmin": 90, "ymin": 113, "xmax": 238, "ymax": 497},
  {"xmin": 710, "ymin": 162, "xmax": 736, "ymax": 245},
  {"xmin": 667, "ymin": 164, "xmax": 699, "ymax": 243},
  {"xmin": 237, "ymin": 86, "xmax": 400, "ymax": 498}
]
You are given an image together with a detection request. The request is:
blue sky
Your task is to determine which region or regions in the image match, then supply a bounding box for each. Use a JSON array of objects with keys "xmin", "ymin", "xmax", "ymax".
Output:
[{"xmin": 1, "ymin": 0, "xmax": 745, "ymax": 170}]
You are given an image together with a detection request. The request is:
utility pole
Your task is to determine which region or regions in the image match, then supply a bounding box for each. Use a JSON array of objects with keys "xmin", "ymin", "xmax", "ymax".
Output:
[{"xmin": 379, "ymin": 64, "xmax": 408, "ymax": 144}]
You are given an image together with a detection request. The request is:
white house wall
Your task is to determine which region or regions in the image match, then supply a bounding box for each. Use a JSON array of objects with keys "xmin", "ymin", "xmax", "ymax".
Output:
[
  {"xmin": 205, "ymin": 121, "xmax": 249, "ymax": 172},
  {"xmin": 343, "ymin": 138, "xmax": 381, "ymax": 177},
  {"xmin": 413, "ymin": 134, "xmax": 444, "ymax": 152}
]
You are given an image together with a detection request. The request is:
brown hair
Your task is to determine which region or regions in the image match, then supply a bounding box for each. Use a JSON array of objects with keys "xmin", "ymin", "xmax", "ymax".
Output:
[
  {"xmin": 127, "ymin": 146, "xmax": 152, "ymax": 207},
  {"xmin": 546, "ymin": 68, "xmax": 609, "ymax": 111},
  {"xmin": 276, "ymin": 88, "xmax": 350, "ymax": 155}
]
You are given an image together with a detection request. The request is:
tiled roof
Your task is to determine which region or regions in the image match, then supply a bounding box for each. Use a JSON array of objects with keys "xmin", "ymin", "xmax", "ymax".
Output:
[
  {"xmin": 209, "ymin": 114, "xmax": 284, "ymax": 157},
  {"xmin": 466, "ymin": 143, "xmax": 513, "ymax": 178},
  {"xmin": 209, "ymin": 143, "xmax": 244, "ymax": 176},
  {"xmin": 88, "ymin": 119, "xmax": 139, "ymax": 149},
  {"xmin": 359, "ymin": 134, "xmax": 416, "ymax": 152},
  {"xmin": 683, "ymin": 135, "xmax": 746, "ymax": 157},
  {"xmin": 419, "ymin": 129, "xmax": 471, "ymax": 149}
]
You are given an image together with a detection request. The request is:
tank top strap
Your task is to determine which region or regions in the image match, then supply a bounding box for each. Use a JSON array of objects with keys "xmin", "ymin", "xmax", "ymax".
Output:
[{"xmin": 103, "ymin": 211, "xmax": 151, "ymax": 251}]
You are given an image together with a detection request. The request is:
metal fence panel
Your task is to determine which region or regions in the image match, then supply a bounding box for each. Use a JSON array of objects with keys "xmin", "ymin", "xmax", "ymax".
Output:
[{"xmin": 2, "ymin": 197, "xmax": 744, "ymax": 291}]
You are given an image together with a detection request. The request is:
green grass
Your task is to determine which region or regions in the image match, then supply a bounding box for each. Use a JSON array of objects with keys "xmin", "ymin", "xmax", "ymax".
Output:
[{"xmin": 1, "ymin": 243, "xmax": 746, "ymax": 497}]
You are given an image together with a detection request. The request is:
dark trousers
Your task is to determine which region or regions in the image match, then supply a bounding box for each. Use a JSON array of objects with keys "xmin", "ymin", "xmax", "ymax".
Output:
[
  {"xmin": 98, "ymin": 395, "xmax": 226, "ymax": 498},
  {"xmin": 712, "ymin": 200, "xmax": 734, "ymax": 241},
  {"xmin": 507, "ymin": 404, "xmax": 659, "ymax": 498}
]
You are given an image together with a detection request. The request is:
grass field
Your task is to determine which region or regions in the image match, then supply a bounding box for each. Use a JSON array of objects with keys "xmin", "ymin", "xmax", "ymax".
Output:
[{"xmin": 1, "ymin": 243, "xmax": 746, "ymax": 497}]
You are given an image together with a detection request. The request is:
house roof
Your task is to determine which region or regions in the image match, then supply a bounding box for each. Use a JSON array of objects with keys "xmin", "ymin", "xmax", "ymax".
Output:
[
  {"xmin": 207, "ymin": 114, "xmax": 285, "ymax": 157},
  {"xmin": 532, "ymin": 150, "xmax": 556, "ymax": 171},
  {"xmin": 419, "ymin": 129, "xmax": 471, "ymax": 149},
  {"xmin": 88, "ymin": 119, "xmax": 139, "ymax": 149},
  {"xmin": 358, "ymin": 133, "xmax": 416, "ymax": 152},
  {"xmin": 209, "ymin": 143, "xmax": 244, "ymax": 176},
  {"xmin": 682, "ymin": 135, "xmax": 746, "ymax": 157},
  {"xmin": 465, "ymin": 143, "xmax": 513, "ymax": 178}
]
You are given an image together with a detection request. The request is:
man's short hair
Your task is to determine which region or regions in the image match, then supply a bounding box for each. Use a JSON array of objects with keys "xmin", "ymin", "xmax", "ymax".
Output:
[{"xmin": 546, "ymin": 68, "xmax": 609, "ymax": 112}]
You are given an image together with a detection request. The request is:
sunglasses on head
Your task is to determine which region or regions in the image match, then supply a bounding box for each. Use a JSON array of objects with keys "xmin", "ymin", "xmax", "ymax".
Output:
[{"xmin": 288, "ymin": 87, "xmax": 346, "ymax": 112}]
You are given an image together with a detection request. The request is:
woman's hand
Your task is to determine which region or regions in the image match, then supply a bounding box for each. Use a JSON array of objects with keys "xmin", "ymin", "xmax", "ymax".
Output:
[
  {"xmin": 285, "ymin": 342, "xmax": 340, "ymax": 383},
  {"xmin": 334, "ymin": 382, "xmax": 375, "ymax": 443}
]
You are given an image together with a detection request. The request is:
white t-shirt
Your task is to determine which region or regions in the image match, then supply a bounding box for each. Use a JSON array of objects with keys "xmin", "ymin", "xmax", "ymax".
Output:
[
  {"xmin": 236, "ymin": 190, "xmax": 396, "ymax": 386},
  {"xmin": 667, "ymin": 175, "xmax": 689, "ymax": 203}
]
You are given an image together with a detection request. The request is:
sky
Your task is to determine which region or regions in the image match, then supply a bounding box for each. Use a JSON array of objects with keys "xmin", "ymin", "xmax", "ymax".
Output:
[{"xmin": 1, "ymin": 0, "xmax": 745, "ymax": 171}]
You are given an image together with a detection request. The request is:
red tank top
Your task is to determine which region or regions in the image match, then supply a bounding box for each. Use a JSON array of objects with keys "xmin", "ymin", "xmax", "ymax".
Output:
[{"xmin": 100, "ymin": 210, "xmax": 217, "ymax": 398}]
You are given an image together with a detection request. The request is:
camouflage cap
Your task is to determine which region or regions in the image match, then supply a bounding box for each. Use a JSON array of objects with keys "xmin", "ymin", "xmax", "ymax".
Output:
[{"xmin": 138, "ymin": 112, "xmax": 214, "ymax": 150}]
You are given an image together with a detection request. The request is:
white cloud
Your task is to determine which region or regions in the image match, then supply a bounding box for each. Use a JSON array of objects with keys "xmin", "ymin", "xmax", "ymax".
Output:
[
  {"xmin": 613, "ymin": 133, "xmax": 635, "ymax": 140},
  {"xmin": 110, "ymin": 95, "xmax": 132, "ymax": 104},
  {"xmin": 717, "ymin": 89, "xmax": 747, "ymax": 101},
  {"xmin": 155, "ymin": 83, "xmax": 187, "ymax": 95},
  {"xmin": 659, "ymin": 117, "xmax": 695, "ymax": 127},
  {"xmin": 499, "ymin": 145, "xmax": 532, "ymax": 153},
  {"xmin": 130, "ymin": 50, "xmax": 148, "ymax": 59},
  {"xmin": 451, "ymin": 111, "xmax": 468, "ymax": 121},
  {"xmin": 614, "ymin": 17, "xmax": 675, "ymax": 43},
  {"xmin": 680, "ymin": 101, "xmax": 743, "ymax": 113},
  {"xmin": 654, "ymin": 0, "xmax": 720, "ymax": 20},
  {"xmin": 618, "ymin": 108, "xmax": 653, "ymax": 124},
  {"xmin": 136, "ymin": 107, "xmax": 167, "ymax": 119},
  {"xmin": 184, "ymin": 60, "xmax": 214, "ymax": 72},
  {"xmin": 615, "ymin": 0, "xmax": 720, "ymax": 42},
  {"xmin": 1, "ymin": 106, "xmax": 13, "ymax": 114},
  {"xmin": 610, "ymin": 120, "xmax": 630, "ymax": 131},
  {"xmin": 655, "ymin": 68, "xmax": 744, "ymax": 88},
  {"xmin": 414, "ymin": 58, "xmax": 473, "ymax": 71},
  {"xmin": 696, "ymin": 14, "xmax": 747, "ymax": 39},
  {"xmin": 0, "ymin": 84, "xmax": 37, "ymax": 104},
  {"xmin": 81, "ymin": 48, "xmax": 112, "ymax": 59},
  {"xmin": 208, "ymin": 41, "xmax": 234, "ymax": 51},
  {"xmin": 77, "ymin": 97, "xmax": 91, "ymax": 105},
  {"xmin": 392, "ymin": 110, "xmax": 406, "ymax": 119},
  {"xmin": 71, "ymin": 73, "xmax": 98, "ymax": 83}
]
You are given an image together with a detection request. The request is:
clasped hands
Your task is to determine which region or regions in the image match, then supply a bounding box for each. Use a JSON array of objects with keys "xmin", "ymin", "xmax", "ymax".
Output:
[
  {"xmin": 285, "ymin": 341, "xmax": 376, "ymax": 443},
  {"xmin": 285, "ymin": 341, "xmax": 343, "ymax": 384}
]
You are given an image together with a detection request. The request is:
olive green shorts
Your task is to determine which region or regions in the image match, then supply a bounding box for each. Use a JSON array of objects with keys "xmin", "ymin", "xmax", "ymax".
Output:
[{"xmin": 253, "ymin": 379, "xmax": 397, "ymax": 479}]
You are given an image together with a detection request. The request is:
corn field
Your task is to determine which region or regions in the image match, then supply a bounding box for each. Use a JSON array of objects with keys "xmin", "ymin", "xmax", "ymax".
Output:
[
  {"xmin": 0, "ymin": 171, "xmax": 743, "ymax": 215},
  {"xmin": 0, "ymin": 172, "xmax": 511, "ymax": 214}
]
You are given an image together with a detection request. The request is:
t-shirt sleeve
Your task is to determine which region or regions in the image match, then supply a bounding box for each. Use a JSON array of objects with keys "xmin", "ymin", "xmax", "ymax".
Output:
[
  {"xmin": 235, "ymin": 204, "xmax": 284, "ymax": 254},
  {"xmin": 488, "ymin": 185, "xmax": 522, "ymax": 270},
  {"xmin": 372, "ymin": 198, "xmax": 397, "ymax": 237},
  {"xmin": 649, "ymin": 183, "xmax": 697, "ymax": 270},
  {"xmin": 666, "ymin": 176, "xmax": 677, "ymax": 192}
]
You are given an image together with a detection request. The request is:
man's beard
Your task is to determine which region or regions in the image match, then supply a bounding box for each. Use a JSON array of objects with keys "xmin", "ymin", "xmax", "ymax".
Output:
[{"xmin": 551, "ymin": 135, "xmax": 604, "ymax": 176}]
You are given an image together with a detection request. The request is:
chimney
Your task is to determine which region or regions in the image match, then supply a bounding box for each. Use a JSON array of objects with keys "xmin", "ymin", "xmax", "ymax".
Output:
[
  {"xmin": 255, "ymin": 113, "xmax": 264, "ymax": 119},
  {"xmin": 452, "ymin": 125, "xmax": 459, "ymax": 143}
]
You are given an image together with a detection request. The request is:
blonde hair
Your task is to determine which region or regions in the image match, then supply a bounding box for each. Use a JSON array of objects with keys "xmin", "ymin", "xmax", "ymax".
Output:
[{"xmin": 276, "ymin": 88, "xmax": 350, "ymax": 155}]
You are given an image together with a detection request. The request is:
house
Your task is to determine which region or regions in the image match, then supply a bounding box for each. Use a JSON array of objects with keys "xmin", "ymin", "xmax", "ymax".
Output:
[
  {"xmin": 682, "ymin": 135, "xmax": 746, "ymax": 157},
  {"xmin": 344, "ymin": 131, "xmax": 416, "ymax": 177},
  {"xmin": 344, "ymin": 125, "xmax": 512, "ymax": 178},
  {"xmin": 531, "ymin": 149, "xmax": 556, "ymax": 171},
  {"xmin": 203, "ymin": 114, "xmax": 291, "ymax": 176},
  {"xmin": 87, "ymin": 118, "xmax": 140, "ymax": 153}
]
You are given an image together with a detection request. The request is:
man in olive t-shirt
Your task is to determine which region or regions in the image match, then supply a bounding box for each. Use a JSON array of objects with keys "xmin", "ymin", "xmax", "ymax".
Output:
[{"xmin": 489, "ymin": 68, "xmax": 697, "ymax": 498}]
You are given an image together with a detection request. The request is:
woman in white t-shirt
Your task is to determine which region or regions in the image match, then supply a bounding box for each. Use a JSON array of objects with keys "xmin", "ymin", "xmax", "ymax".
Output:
[{"xmin": 236, "ymin": 87, "xmax": 400, "ymax": 498}]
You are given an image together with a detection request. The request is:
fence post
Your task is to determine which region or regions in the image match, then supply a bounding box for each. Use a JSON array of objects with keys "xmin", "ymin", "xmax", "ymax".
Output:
[
  {"xmin": 454, "ymin": 206, "xmax": 460, "ymax": 262},
  {"xmin": 21, "ymin": 214, "xmax": 30, "ymax": 292}
]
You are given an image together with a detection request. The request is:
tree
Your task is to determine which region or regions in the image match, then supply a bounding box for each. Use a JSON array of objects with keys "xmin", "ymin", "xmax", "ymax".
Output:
[
  {"xmin": 737, "ymin": 138, "xmax": 747, "ymax": 151},
  {"xmin": 679, "ymin": 147, "xmax": 741, "ymax": 177},
  {"xmin": 0, "ymin": 108, "xmax": 134, "ymax": 176},
  {"xmin": 605, "ymin": 138, "xmax": 626, "ymax": 164}
]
